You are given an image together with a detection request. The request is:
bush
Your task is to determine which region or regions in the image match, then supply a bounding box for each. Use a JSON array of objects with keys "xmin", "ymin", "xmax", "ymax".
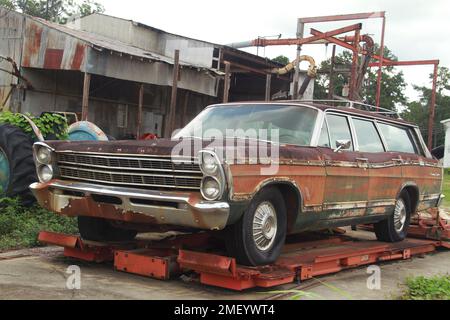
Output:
[
  {"xmin": 0, "ymin": 197, "xmax": 78, "ymax": 251},
  {"xmin": 401, "ymin": 275, "xmax": 450, "ymax": 300}
]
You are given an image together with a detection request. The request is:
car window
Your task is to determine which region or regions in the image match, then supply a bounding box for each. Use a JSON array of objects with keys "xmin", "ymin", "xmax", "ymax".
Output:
[
  {"xmin": 378, "ymin": 123, "xmax": 417, "ymax": 154},
  {"xmin": 174, "ymin": 104, "xmax": 318, "ymax": 146},
  {"xmin": 326, "ymin": 114, "xmax": 354, "ymax": 150},
  {"xmin": 353, "ymin": 118, "xmax": 385, "ymax": 152},
  {"xmin": 318, "ymin": 120, "xmax": 331, "ymax": 148}
]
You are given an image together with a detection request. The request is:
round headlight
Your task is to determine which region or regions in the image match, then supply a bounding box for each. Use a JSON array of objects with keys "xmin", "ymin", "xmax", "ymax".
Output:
[
  {"xmin": 38, "ymin": 165, "xmax": 53, "ymax": 183},
  {"xmin": 201, "ymin": 176, "xmax": 221, "ymax": 200},
  {"xmin": 201, "ymin": 152, "xmax": 219, "ymax": 175},
  {"xmin": 37, "ymin": 147, "xmax": 52, "ymax": 165}
]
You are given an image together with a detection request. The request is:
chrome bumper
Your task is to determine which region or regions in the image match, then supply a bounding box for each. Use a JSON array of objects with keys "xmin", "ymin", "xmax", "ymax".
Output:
[{"xmin": 30, "ymin": 181, "xmax": 230, "ymax": 230}]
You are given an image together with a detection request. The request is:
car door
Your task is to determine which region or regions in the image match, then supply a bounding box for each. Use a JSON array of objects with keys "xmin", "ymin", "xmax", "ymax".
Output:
[
  {"xmin": 318, "ymin": 113, "xmax": 369, "ymax": 217},
  {"xmin": 351, "ymin": 117, "xmax": 402, "ymax": 217}
]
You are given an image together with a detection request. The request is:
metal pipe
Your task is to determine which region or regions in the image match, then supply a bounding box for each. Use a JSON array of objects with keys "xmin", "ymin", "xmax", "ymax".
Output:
[
  {"xmin": 270, "ymin": 55, "xmax": 316, "ymax": 76},
  {"xmin": 226, "ymin": 23, "xmax": 362, "ymax": 48},
  {"xmin": 428, "ymin": 63, "xmax": 439, "ymax": 149},
  {"xmin": 328, "ymin": 45, "xmax": 336, "ymax": 99},
  {"xmin": 293, "ymin": 20, "xmax": 305, "ymax": 100},
  {"xmin": 376, "ymin": 16, "xmax": 386, "ymax": 110},
  {"xmin": 298, "ymin": 11, "xmax": 385, "ymax": 23}
]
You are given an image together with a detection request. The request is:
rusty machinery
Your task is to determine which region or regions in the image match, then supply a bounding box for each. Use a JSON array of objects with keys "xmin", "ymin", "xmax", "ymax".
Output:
[{"xmin": 227, "ymin": 11, "xmax": 440, "ymax": 149}]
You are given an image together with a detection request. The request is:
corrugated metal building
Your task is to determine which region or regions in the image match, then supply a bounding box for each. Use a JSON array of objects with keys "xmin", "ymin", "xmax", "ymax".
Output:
[{"xmin": 0, "ymin": 8, "xmax": 293, "ymax": 138}]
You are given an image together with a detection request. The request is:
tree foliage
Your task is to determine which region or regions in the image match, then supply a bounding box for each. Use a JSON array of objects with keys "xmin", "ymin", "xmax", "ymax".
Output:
[
  {"xmin": 272, "ymin": 55, "xmax": 290, "ymax": 66},
  {"xmin": 1, "ymin": 0, "xmax": 104, "ymax": 24},
  {"xmin": 401, "ymin": 66, "xmax": 450, "ymax": 147},
  {"xmin": 314, "ymin": 45, "xmax": 407, "ymax": 111}
]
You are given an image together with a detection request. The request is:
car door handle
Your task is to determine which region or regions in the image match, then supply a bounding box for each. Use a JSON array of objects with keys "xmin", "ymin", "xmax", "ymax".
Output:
[
  {"xmin": 392, "ymin": 158, "xmax": 403, "ymax": 164},
  {"xmin": 356, "ymin": 158, "xmax": 368, "ymax": 162}
]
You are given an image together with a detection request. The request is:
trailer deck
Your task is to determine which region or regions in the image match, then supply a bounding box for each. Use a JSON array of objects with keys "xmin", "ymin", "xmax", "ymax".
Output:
[{"xmin": 37, "ymin": 215, "xmax": 450, "ymax": 292}]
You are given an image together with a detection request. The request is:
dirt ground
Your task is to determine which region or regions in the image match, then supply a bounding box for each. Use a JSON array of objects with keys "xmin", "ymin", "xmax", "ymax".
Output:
[{"xmin": 0, "ymin": 229, "xmax": 449, "ymax": 300}]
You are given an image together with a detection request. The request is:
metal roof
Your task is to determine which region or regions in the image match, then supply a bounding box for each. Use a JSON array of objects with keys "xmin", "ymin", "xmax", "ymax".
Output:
[{"xmin": 32, "ymin": 16, "xmax": 223, "ymax": 76}]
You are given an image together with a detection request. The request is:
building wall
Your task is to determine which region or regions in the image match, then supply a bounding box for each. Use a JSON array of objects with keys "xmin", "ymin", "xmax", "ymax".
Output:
[
  {"xmin": 14, "ymin": 68, "xmax": 214, "ymax": 138},
  {"xmin": 0, "ymin": 8, "xmax": 25, "ymax": 109}
]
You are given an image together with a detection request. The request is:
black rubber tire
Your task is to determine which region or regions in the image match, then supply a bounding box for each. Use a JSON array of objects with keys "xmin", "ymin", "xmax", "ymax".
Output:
[
  {"xmin": 78, "ymin": 216, "xmax": 137, "ymax": 242},
  {"xmin": 0, "ymin": 124, "xmax": 37, "ymax": 206},
  {"xmin": 225, "ymin": 187, "xmax": 287, "ymax": 266},
  {"xmin": 374, "ymin": 191, "xmax": 411, "ymax": 242}
]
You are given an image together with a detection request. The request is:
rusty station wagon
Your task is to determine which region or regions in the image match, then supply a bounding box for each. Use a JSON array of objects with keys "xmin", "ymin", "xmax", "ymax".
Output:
[{"xmin": 30, "ymin": 101, "xmax": 443, "ymax": 266}]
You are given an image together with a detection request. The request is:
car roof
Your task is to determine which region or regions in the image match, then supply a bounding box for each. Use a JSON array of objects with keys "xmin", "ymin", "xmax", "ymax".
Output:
[{"xmin": 208, "ymin": 101, "xmax": 417, "ymax": 128}]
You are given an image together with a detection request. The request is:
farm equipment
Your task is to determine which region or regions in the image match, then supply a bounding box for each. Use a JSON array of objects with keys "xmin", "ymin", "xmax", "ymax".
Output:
[{"xmin": 0, "ymin": 111, "xmax": 110, "ymax": 205}]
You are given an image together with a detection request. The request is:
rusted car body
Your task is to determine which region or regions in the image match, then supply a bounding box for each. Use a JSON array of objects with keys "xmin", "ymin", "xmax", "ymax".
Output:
[{"xmin": 30, "ymin": 101, "xmax": 443, "ymax": 266}]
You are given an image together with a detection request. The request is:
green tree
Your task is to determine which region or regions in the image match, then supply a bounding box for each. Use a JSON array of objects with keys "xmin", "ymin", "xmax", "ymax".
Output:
[
  {"xmin": 272, "ymin": 55, "xmax": 290, "ymax": 66},
  {"xmin": 1, "ymin": 0, "xmax": 104, "ymax": 24},
  {"xmin": 314, "ymin": 45, "xmax": 407, "ymax": 111},
  {"xmin": 401, "ymin": 66, "xmax": 450, "ymax": 147}
]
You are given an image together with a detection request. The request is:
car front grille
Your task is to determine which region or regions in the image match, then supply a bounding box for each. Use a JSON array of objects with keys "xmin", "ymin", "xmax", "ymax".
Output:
[{"xmin": 56, "ymin": 152, "xmax": 203, "ymax": 190}]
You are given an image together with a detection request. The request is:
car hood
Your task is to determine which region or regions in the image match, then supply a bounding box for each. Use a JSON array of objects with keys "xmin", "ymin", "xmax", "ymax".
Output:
[{"xmin": 43, "ymin": 138, "xmax": 323, "ymax": 163}]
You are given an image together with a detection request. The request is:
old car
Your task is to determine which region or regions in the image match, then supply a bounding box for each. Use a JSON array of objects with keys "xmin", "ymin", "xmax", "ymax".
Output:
[{"xmin": 30, "ymin": 101, "xmax": 443, "ymax": 266}]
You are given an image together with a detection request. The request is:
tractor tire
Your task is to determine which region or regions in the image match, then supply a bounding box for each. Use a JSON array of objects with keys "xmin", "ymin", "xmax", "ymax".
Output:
[{"xmin": 0, "ymin": 124, "xmax": 37, "ymax": 206}]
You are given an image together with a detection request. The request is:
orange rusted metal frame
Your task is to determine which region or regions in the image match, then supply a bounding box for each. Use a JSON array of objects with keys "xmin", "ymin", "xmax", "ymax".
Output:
[
  {"xmin": 296, "ymin": 12, "xmax": 386, "ymax": 108},
  {"xmin": 39, "ymin": 230, "xmax": 449, "ymax": 291},
  {"xmin": 368, "ymin": 59, "xmax": 439, "ymax": 149},
  {"xmin": 248, "ymin": 23, "xmax": 362, "ymax": 47},
  {"xmin": 178, "ymin": 238, "xmax": 444, "ymax": 291},
  {"xmin": 38, "ymin": 231, "xmax": 116, "ymax": 262}
]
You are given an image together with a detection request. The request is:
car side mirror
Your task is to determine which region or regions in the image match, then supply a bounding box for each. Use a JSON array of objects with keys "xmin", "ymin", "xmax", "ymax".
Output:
[{"xmin": 334, "ymin": 139, "xmax": 351, "ymax": 153}]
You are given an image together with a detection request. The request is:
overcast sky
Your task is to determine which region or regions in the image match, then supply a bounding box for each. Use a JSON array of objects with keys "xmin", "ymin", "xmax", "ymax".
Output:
[{"xmin": 96, "ymin": 0, "xmax": 449, "ymax": 101}]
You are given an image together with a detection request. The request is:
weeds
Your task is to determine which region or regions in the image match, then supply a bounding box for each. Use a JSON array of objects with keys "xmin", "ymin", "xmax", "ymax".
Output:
[
  {"xmin": 401, "ymin": 275, "xmax": 450, "ymax": 300},
  {"xmin": 0, "ymin": 197, "xmax": 78, "ymax": 251}
]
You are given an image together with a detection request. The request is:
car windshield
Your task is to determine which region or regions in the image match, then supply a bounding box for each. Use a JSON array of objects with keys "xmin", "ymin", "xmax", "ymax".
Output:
[{"xmin": 174, "ymin": 104, "xmax": 318, "ymax": 146}]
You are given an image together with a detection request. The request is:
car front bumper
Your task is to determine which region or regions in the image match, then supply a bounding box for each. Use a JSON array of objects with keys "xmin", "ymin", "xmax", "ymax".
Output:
[{"xmin": 30, "ymin": 180, "xmax": 230, "ymax": 231}]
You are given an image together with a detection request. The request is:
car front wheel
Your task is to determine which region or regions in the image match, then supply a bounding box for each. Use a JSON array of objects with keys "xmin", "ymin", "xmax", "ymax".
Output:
[
  {"xmin": 374, "ymin": 191, "xmax": 411, "ymax": 242},
  {"xmin": 225, "ymin": 187, "xmax": 287, "ymax": 266}
]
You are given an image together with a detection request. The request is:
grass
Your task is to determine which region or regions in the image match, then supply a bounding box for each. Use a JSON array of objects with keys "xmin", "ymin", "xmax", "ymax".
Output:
[
  {"xmin": 401, "ymin": 275, "xmax": 450, "ymax": 300},
  {"xmin": 0, "ymin": 197, "xmax": 78, "ymax": 251},
  {"xmin": 442, "ymin": 169, "xmax": 450, "ymax": 207}
]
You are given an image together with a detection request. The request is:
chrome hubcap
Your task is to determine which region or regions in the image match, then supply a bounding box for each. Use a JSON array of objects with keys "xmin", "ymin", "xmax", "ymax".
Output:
[
  {"xmin": 253, "ymin": 202, "xmax": 277, "ymax": 251},
  {"xmin": 394, "ymin": 199, "xmax": 407, "ymax": 233},
  {"xmin": 0, "ymin": 147, "xmax": 10, "ymax": 194}
]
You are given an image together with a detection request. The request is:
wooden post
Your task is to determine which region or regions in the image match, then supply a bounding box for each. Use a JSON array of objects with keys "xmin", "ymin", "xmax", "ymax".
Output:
[
  {"xmin": 136, "ymin": 83, "xmax": 144, "ymax": 139},
  {"xmin": 223, "ymin": 61, "xmax": 231, "ymax": 103},
  {"xmin": 81, "ymin": 73, "xmax": 91, "ymax": 121},
  {"xmin": 265, "ymin": 74, "xmax": 272, "ymax": 101},
  {"xmin": 165, "ymin": 50, "xmax": 180, "ymax": 138}
]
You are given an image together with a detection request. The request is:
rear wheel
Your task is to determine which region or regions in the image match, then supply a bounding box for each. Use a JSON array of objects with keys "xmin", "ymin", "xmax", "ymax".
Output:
[
  {"xmin": 0, "ymin": 124, "xmax": 37, "ymax": 206},
  {"xmin": 78, "ymin": 216, "xmax": 137, "ymax": 242},
  {"xmin": 225, "ymin": 187, "xmax": 287, "ymax": 266},
  {"xmin": 374, "ymin": 191, "xmax": 411, "ymax": 242}
]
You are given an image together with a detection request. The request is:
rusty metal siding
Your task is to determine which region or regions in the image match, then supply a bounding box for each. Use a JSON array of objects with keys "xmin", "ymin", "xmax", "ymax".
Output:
[
  {"xmin": 86, "ymin": 50, "xmax": 218, "ymax": 96},
  {"xmin": 67, "ymin": 13, "xmax": 216, "ymax": 69},
  {"xmin": 0, "ymin": 8, "xmax": 25, "ymax": 108},
  {"xmin": 22, "ymin": 19, "xmax": 87, "ymax": 71}
]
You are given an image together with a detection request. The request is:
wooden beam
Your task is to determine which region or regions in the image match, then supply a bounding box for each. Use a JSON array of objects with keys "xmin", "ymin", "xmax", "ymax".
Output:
[
  {"xmin": 136, "ymin": 83, "xmax": 144, "ymax": 139},
  {"xmin": 165, "ymin": 50, "xmax": 180, "ymax": 138},
  {"xmin": 265, "ymin": 74, "xmax": 272, "ymax": 101},
  {"xmin": 223, "ymin": 61, "xmax": 231, "ymax": 103},
  {"xmin": 81, "ymin": 73, "xmax": 91, "ymax": 121}
]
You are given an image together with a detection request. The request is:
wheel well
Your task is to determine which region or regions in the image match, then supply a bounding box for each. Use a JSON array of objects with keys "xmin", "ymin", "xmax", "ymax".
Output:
[
  {"xmin": 272, "ymin": 183, "xmax": 301, "ymax": 232},
  {"xmin": 401, "ymin": 186, "xmax": 419, "ymax": 213}
]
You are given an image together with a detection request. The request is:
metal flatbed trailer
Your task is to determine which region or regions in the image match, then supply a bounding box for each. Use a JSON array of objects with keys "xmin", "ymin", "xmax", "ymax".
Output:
[{"xmin": 38, "ymin": 216, "xmax": 450, "ymax": 292}]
